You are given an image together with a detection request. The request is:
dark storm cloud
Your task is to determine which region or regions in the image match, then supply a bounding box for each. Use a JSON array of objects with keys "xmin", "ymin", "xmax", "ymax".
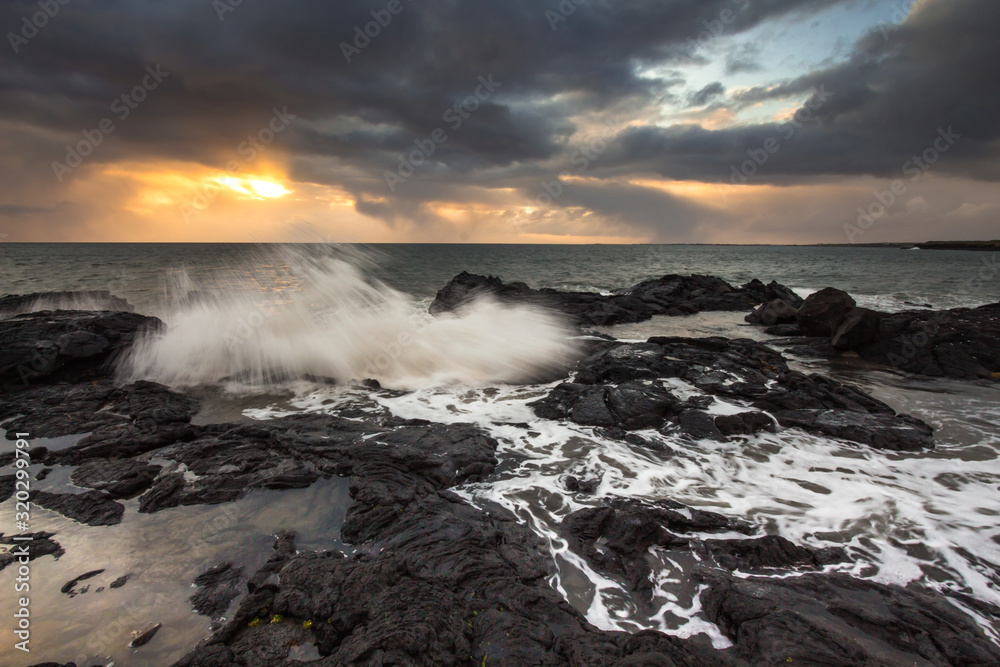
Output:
[
  {"xmin": 2, "ymin": 0, "xmax": 996, "ymax": 238},
  {"xmin": 0, "ymin": 0, "xmax": 851, "ymax": 179},
  {"xmin": 602, "ymin": 0, "xmax": 1000, "ymax": 184},
  {"xmin": 545, "ymin": 180, "xmax": 711, "ymax": 241},
  {"xmin": 689, "ymin": 82, "xmax": 726, "ymax": 108}
]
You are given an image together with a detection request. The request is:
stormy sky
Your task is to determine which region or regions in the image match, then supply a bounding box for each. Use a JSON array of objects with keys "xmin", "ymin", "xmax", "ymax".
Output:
[{"xmin": 1, "ymin": 0, "xmax": 997, "ymax": 243}]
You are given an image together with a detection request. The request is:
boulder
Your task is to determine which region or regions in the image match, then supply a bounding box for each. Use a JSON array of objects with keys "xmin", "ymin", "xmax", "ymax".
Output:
[
  {"xmin": 746, "ymin": 299, "xmax": 799, "ymax": 326},
  {"xmin": 832, "ymin": 307, "xmax": 882, "ymax": 350},
  {"xmin": 796, "ymin": 287, "xmax": 857, "ymax": 337},
  {"xmin": 714, "ymin": 411, "xmax": 776, "ymax": 437}
]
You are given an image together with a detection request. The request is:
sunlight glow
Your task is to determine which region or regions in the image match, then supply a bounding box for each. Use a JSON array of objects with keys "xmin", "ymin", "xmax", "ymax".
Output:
[{"xmin": 215, "ymin": 176, "xmax": 291, "ymax": 199}]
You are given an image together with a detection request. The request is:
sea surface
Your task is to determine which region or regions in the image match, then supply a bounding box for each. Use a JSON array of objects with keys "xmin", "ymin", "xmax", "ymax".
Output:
[
  {"xmin": 2, "ymin": 243, "xmax": 999, "ymax": 313},
  {"xmin": 1, "ymin": 243, "xmax": 999, "ymax": 665}
]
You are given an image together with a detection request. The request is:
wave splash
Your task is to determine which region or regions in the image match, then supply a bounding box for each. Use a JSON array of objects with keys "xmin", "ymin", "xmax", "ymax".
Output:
[{"xmin": 120, "ymin": 245, "xmax": 578, "ymax": 391}]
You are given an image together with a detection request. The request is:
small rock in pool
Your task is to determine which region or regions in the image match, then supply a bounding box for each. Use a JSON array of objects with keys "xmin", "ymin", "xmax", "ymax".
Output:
[
  {"xmin": 61, "ymin": 568, "xmax": 105, "ymax": 594},
  {"xmin": 130, "ymin": 622, "xmax": 162, "ymax": 648}
]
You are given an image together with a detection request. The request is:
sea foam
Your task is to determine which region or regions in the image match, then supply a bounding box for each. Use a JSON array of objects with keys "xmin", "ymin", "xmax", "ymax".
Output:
[{"xmin": 119, "ymin": 245, "xmax": 578, "ymax": 390}]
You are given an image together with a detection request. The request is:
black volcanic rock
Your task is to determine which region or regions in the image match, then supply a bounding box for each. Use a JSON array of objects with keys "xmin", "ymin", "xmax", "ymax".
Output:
[
  {"xmin": 676, "ymin": 409, "xmax": 727, "ymax": 442},
  {"xmin": 7, "ymin": 296, "xmax": 995, "ymax": 667},
  {"xmin": 859, "ymin": 303, "xmax": 1000, "ymax": 380},
  {"xmin": 778, "ymin": 301, "xmax": 1000, "ymax": 381},
  {"xmin": 0, "ymin": 474, "xmax": 14, "ymax": 503},
  {"xmin": 531, "ymin": 380, "xmax": 678, "ymax": 431},
  {"xmin": 174, "ymin": 457, "xmax": 744, "ymax": 667},
  {"xmin": 0, "ymin": 309, "xmax": 161, "ymax": 387},
  {"xmin": 561, "ymin": 498, "xmax": 1000, "ymax": 667},
  {"xmin": 562, "ymin": 499, "xmax": 751, "ymax": 600},
  {"xmin": 746, "ymin": 298, "xmax": 799, "ymax": 326},
  {"xmin": 0, "ymin": 532, "xmax": 65, "ymax": 571},
  {"xmin": 191, "ymin": 562, "xmax": 246, "ymax": 619},
  {"xmin": 714, "ymin": 411, "xmax": 777, "ymax": 437},
  {"xmin": 30, "ymin": 490, "xmax": 125, "ymax": 526},
  {"xmin": 796, "ymin": 287, "xmax": 857, "ymax": 337},
  {"xmin": 831, "ymin": 306, "xmax": 882, "ymax": 350},
  {"xmin": 771, "ymin": 408, "xmax": 934, "ymax": 451},
  {"xmin": 0, "ymin": 290, "xmax": 133, "ymax": 316},
  {"xmin": 698, "ymin": 569, "xmax": 1000, "ymax": 666},
  {"xmin": 740, "ymin": 279, "xmax": 804, "ymax": 307},
  {"xmin": 530, "ymin": 336, "xmax": 935, "ymax": 450},
  {"xmin": 61, "ymin": 568, "xmax": 105, "ymax": 594},
  {"xmin": 429, "ymin": 271, "xmax": 801, "ymax": 326},
  {"xmin": 0, "ymin": 380, "xmax": 198, "ymax": 443},
  {"xmin": 71, "ymin": 459, "xmax": 163, "ymax": 499},
  {"xmin": 698, "ymin": 535, "xmax": 846, "ymax": 571}
]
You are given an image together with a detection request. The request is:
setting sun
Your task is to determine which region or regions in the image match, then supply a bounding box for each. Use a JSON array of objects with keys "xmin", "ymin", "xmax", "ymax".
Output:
[{"xmin": 215, "ymin": 176, "xmax": 291, "ymax": 199}]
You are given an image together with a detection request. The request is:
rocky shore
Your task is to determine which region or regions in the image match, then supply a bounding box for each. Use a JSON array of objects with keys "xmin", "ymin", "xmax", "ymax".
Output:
[{"xmin": 4, "ymin": 280, "xmax": 1000, "ymax": 666}]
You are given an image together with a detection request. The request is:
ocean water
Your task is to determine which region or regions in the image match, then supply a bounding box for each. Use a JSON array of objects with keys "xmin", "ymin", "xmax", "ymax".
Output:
[
  {"xmin": 1, "ymin": 243, "xmax": 999, "ymax": 665},
  {"xmin": 1, "ymin": 242, "xmax": 998, "ymax": 313}
]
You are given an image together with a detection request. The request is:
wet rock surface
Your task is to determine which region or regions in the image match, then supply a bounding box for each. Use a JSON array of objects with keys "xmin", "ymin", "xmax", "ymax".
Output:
[
  {"xmin": 71, "ymin": 459, "xmax": 163, "ymax": 499},
  {"xmin": 0, "ymin": 474, "xmax": 14, "ymax": 503},
  {"xmin": 0, "ymin": 532, "xmax": 65, "ymax": 571},
  {"xmin": 5, "ymin": 292, "xmax": 999, "ymax": 666},
  {"xmin": 192, "ymin": 562, "xmax": 247, "ymax": 620},
  {"xmin": 698, "ymin": 569, "xmax": 1000, "ymax": 666},
  {"xmin": 175, "ymin": 493, "xmax": 739, "ymax": 666},
  {"xmin": 30, "ymin": 490, "xmax": 125, "ymax": 526},
  {"xmin": 0, "ymin": 378, "xmax": 198, "ymax": 441},
  {"xmin": 61, "ymin": 569, "xmax": 105, "ymax": 595},
  {"xmin": 430, "ymin": 271, "xmax": 801, "ymax": 326},
  {"xmin": 529, "ymin": 336, "xmax": 934, "ymax": 450},
  {"xmin": 739, "ymin": 284, "xmax": 1000, "ymax": 381},
  {"xmin": 562, "ymin": 499, "xmax": 752, "ymax": 600},
  {"xmin": 0, "ymin": 309, "xmax": 161, "ymax": 388}
]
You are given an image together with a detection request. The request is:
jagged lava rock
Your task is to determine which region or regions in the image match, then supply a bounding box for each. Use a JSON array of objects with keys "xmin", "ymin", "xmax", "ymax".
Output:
[
  {"xmin": 429, "ymin": 272, "xmax": 802, "ymax": 326},
  {"xmin": 0, "ymin": 309, "xmax": 161, "ymax": 387}
]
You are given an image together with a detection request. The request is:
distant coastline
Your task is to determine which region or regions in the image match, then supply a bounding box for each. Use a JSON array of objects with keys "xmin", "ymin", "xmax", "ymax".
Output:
[{"xmin": 812, "ymin": 240, "xmax": 1000, "ymax": 251}]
